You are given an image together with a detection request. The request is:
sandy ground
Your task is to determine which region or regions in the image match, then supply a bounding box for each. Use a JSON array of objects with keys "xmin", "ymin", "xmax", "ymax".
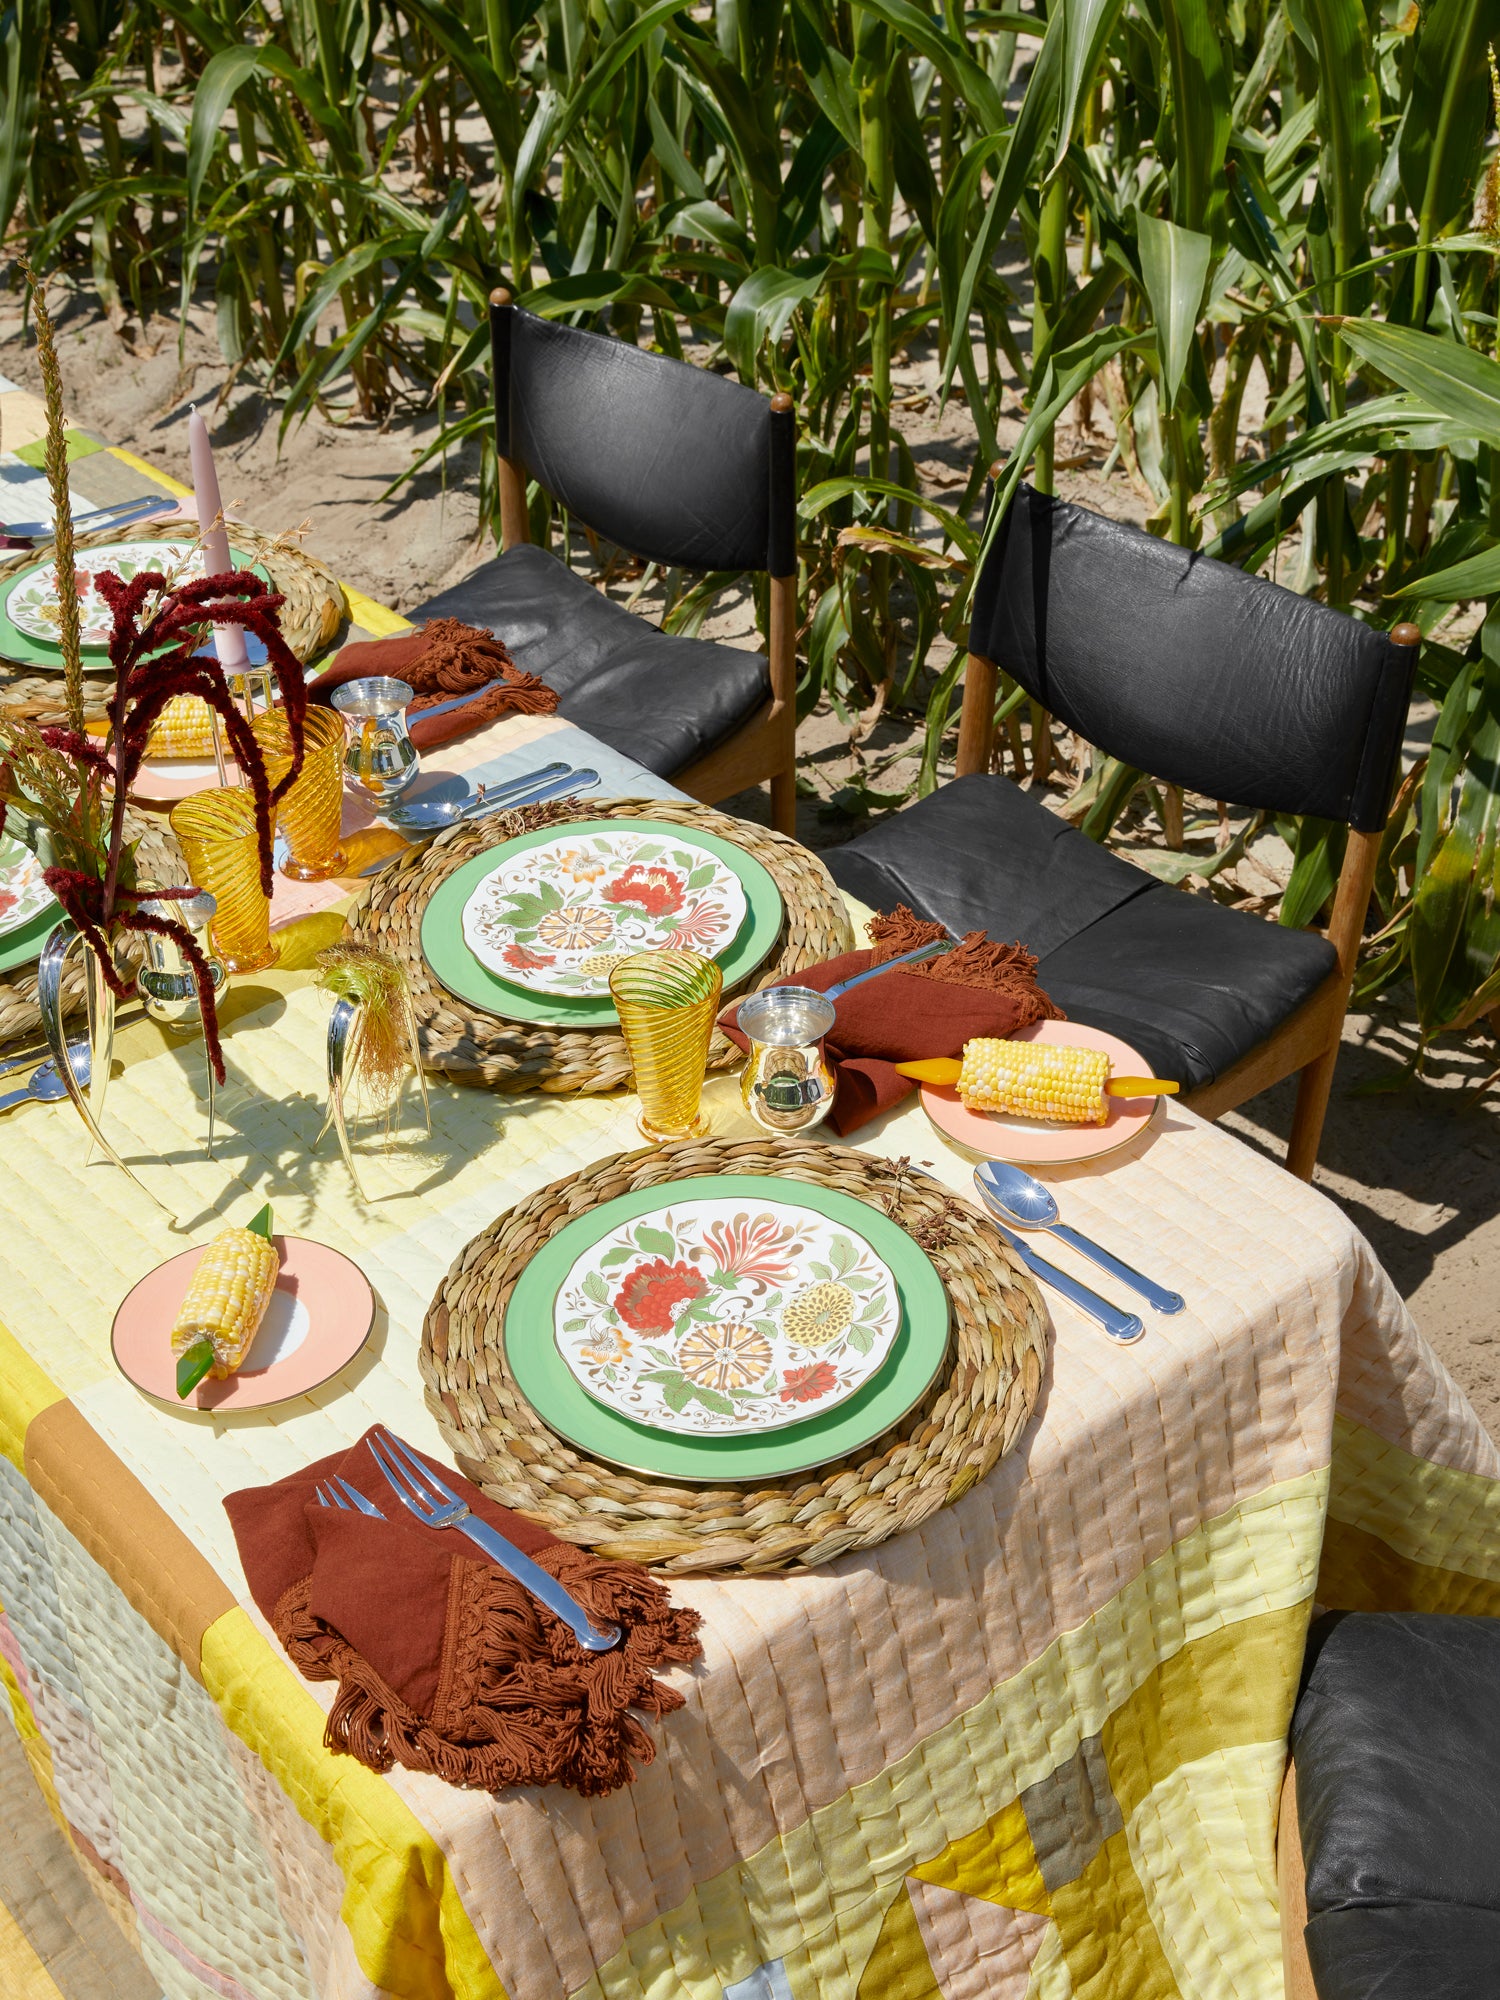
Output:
[{"xmin": 4, "ymin": 295, "xmax": 1498, "ymax": 1436}]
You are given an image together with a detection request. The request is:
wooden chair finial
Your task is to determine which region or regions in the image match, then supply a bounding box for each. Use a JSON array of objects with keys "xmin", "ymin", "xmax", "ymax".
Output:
[
  {"xmin": 770, "ymin": 391, "xmax": 794, "ymax": 414},
  {"xmin": 490, "ymin": 286, "xmax": 512, "ymax": 309},
  {"xmin": 1390, "ymin": 622, "xmax": 1421, "ymax": 648}
]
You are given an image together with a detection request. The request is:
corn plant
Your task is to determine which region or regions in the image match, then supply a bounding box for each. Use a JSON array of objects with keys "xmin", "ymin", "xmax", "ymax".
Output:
[{"xmin": 9, "ymin": 0, "xmax": 1500, "ymax": 1052}]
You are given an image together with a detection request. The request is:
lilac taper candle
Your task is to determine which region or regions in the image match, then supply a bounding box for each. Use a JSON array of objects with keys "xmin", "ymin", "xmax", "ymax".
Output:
[{"xmin": 188, "ymin": 405, "xmax": 249, "ymax": 671}]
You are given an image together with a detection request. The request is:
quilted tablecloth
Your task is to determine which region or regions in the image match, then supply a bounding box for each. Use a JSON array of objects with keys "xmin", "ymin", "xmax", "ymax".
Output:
[{"xmin": 0, "ymin": 524, "xmax": 1496, "ymax": 2000}]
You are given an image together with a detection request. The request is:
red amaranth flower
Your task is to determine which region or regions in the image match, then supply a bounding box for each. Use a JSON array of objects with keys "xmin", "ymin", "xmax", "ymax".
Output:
[
  {"xmin": 21, "ymin": 562, "xmax": 311, "ymax": 1087},
  {"xmin": 614, "ymin": 1259, "xmax": 707, "ymax": 1333}
]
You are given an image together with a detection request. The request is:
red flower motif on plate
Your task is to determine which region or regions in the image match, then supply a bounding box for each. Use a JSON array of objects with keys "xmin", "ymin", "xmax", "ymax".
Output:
[
  {"xmin": 700, "ymin": 1212, "xmax": 801, "ymax": 1292},
  {"xmin": 665, "ymin": 901, "xmax": 728, "ymax": 951},
  {"xmin": 780, "ymin": 1360, "xmax": 838, "ymax": 1404},
  {"xmin": 502, "ymin": 942, "xmax": 555, "ymax": 970},
  {"xmin": 615, "ymin": 1257, "xmax": 707, "ymax": 1332},
  {"xmin": 601, "ymin": 864, "xmax": 686, "ymax": 920}
]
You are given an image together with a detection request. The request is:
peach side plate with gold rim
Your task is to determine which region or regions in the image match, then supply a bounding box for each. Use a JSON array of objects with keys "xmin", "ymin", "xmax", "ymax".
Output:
[
  {"xmin": 111, "ymin": 1235, "xmax": 375, "ymax": 1411},
  {"xmin": 919, "ymin": 1018, "xmax": 1161, "ymax": 1166}
]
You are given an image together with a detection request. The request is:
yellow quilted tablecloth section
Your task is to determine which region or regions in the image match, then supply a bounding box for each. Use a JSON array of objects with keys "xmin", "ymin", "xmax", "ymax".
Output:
[{"xmin": 0, "ymin": 894, "xmax": 1496, "ymax": 2000}]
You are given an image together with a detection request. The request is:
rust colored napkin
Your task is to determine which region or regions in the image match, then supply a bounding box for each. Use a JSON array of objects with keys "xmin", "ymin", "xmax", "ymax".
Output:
[
  {"xmin": 721, "ymin": 907, "xmax": 1064, "ymax": 1136},
  {"xmin": 223, "ymin": 1428, "xmax": 701, "ymax": 1796},
  {"xmin": 309, "ymin": 618, "xmax": 558, "ymax": 749}
]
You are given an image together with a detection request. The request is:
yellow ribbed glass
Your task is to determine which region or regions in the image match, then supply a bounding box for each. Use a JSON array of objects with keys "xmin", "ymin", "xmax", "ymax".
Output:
[
  {"xmin": 609, "ymin": 949, "xmax": 722, "ymax": 1142},
  {"xmin": 170, "ymin": 788, "xmax": 280, "ymax": 974},
  {"xmin": 252, "ymin": 707, "xmax": 348, "ymax": 882}
]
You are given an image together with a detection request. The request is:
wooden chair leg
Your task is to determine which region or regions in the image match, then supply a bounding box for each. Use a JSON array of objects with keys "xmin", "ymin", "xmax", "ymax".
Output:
[
  {"xmin": 1286, "ymin": 1046, "xmax": 1339, "ymax": 1181},
  {"xmin": 1278, "ymin": 1759, "xmax": 1318, "ymax": 2000},
  {"xmin": 767, "ymin": 571, "xmax": 798, "ymax": 838}
]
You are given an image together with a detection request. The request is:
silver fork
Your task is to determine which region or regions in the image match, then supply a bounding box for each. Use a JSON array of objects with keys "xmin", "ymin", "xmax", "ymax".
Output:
[
  {"xmin": 366, "ymin": 1429, "xmax": 620, "ymax": 1652},
  {"xmin": 315, "ymin": 1477, "xmax": 384, "ymax": 1516}
]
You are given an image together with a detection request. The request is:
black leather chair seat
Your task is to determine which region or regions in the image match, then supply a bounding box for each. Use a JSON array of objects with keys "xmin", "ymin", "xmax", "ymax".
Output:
[
  {"xmin": 1291, "ymin": 1612, "xmax": 1500, "ymax": 2000},
  {"xmin": 824, "ymin": 773, "xmax": 1337, "ymax": 1090},
  {"xmin": 409, "ymin": 542, "xmax": 770, "ymax": 778}
]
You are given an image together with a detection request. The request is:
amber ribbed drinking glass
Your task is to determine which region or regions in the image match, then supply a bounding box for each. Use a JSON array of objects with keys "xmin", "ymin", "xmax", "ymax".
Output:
[
  {"xmin": 609, "ymin": 949, "xmax": 723, "ymax": 1141},
  {"xmin": 169, "ymin": 789, "xmax": 279, "ymax": 974},
  {"xmin": 252, "ymin": 707, "xmax": 348, "ymax": 881}
]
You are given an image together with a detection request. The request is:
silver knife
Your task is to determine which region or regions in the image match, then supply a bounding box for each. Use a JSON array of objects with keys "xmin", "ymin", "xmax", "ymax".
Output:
[
  {"xmin": 983, "ymin": 1213, "xmax": 1145, "ymax": 1345},
  {"xmin": 2, "ymin": 495, "xmax": 178, "ymax": 542}
]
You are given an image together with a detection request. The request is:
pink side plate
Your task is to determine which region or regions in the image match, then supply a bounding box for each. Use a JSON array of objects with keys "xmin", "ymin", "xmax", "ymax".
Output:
[
  {"xmin": 128, "ymin": 756, "xmax": 229, "ymax": 808},
  {"xmin": 919, "ymin": 1018, "xmax": 1162, "ymax": 1166},
  {"xmin": 111, "ymin": 1235, "xmax": 375, "ymax": 1412}
]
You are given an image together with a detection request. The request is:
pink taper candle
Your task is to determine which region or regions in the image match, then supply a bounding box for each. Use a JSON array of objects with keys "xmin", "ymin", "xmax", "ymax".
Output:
[{"xmin": 188, "ymin": 405, "xmax": 249, "ymax": 671}]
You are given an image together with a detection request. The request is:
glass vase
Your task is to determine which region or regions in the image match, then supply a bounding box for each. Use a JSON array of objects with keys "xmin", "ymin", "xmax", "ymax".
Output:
[
  {"xmin": 36, "ymin": 920, "xmax": 171, "ymax": 1212},
  {"xmin": 252, "ymin": 706, "xmax": 349, "ymax": 881},
  {"xmin": 170, "ymin": 789, "xmax": 279, "ymax": 974},
  {"xmin": 609, "ymin": 949, "xmax": 723, "ymax": 1142}
]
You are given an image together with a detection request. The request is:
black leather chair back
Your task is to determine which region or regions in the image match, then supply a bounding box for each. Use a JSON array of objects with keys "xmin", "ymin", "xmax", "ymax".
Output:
[
  {"xmin": 492, "ymin": 304, "xmax": 795, "ymax": 577},
  {"xmin": 969, "ymin": 485, "xmax": 1414, "ymax": 831}
]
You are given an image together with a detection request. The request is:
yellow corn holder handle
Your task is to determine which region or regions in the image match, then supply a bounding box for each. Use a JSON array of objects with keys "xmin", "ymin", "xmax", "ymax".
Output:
[
  {"xmin": 175, "ymin": 1202, "xmax": 275, "ymax": 1398},
  {"xmin": 893, "ymin": 1057, "xmax": 1179, "ymax": 1098}
]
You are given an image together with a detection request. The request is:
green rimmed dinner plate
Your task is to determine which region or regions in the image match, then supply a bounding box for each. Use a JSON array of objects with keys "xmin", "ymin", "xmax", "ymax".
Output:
[
  {"xmin": 0, "ymin": 540, "xmax": 267, "ymax": 672},
  {"xmin": 503, "ymin": 1175, "xmax": 951, "ymax": 1482},
  {"xmin": 0, "ymin": 901, "xmax": 61, "ymax": 976},
  {"xmin": 420, "ymin": 817, "xmax": 784, "ymax": 1029}
]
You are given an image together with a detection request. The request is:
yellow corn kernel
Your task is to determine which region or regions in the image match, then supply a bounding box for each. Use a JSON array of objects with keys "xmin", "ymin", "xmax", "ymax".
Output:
[
  {"xmin": 171, "ymin": 1225, "xmax": 280, "ymax": 1378},
  {"xmin": 147, "ymin": 695, "xmax": 220, "ymax": 761},
  {"xmin": 957, "ymin": 1039, "xmax": 1112, "ymax": 1125}
]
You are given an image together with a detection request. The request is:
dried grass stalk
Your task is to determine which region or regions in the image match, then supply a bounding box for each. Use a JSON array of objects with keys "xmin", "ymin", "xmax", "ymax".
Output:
[{"xmin": 17, "ymin": 262, "xmax": 84, "ymax": 733}]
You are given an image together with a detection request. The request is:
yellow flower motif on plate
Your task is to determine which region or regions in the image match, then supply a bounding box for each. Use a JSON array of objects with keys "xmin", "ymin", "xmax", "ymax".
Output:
[
  {"xmin": 556, "ymin": 847, "xmax": 609, "ymax": 884},
  {"xmin": 780, "ymin": 1280, "xmax": 855, "ymax": 1348},
  {"xmin": 536, "ymin": 905, "xmax": 615, "ymax": 951},
  {"xmin": 677, "ymin": 1322, "xmax": 774, "ymax": 1392},
  {"xmin": 580, "ymin": 1324, "xmax": 631, "ymax": 1367}
]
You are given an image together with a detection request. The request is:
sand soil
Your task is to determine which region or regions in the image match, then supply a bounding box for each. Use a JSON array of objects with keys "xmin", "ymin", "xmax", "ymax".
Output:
[{"xmin": 5, "ymin": 294, "xmax": 1496, "ymax": 1435}]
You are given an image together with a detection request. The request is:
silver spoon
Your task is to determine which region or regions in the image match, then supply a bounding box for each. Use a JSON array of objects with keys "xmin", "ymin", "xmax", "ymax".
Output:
[
  {"xmin": 0, "ymin": 1041, "xmax": 92, "ymax": 1115},
  {"xmin": 388, "ymin": 760, "xmax": 571, "ymax": 830},
  {"xmin": 975, "ymin": 1160, "xmax": 1184, "ymax": 1314}
]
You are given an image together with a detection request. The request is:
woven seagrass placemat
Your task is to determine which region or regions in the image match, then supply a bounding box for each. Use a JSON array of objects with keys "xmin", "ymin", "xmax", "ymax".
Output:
[
  {"xmin": 421, "ymin": 1136, "xmax": 1048, "ymax": 1574},
  {"xmin": 0, "ymin": 813, "xmax": 188, "ymax": 1050},
  {"xmin": 346, "ymin": 797, "xmax": 857, "ymax": 1093},
  {"xmin": 0, "ymin": 522, "xmax": 347, "ymax": 725}
]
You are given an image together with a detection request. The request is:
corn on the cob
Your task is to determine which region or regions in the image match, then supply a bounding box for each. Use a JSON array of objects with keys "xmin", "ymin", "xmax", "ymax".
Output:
[
  {"xmin": 148, "ymin": 695, "xmax": 220, "ymax": 760},
  {"xmin": 172, "ymin": 1220, "xmax": 279, "ymax": 1396},
  {"xmin": 956, "ymin": 1039, "xmax": 1112, "ymax": 1125}
]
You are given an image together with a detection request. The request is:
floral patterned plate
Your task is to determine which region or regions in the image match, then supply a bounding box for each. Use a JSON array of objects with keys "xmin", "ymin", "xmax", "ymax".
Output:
[
  {"xmin": 4, "ymin": 539, "xmax": 210, "ymax": 649},
  {"xmin": 460, "ymin": 828, "xmax": 749, "ymax": 997},
  {"xmin": 0, "ymin": 834, "xmax": 58, "ymax": 940},
  {"xmin": 421, "ymin": 819, "xmax": 784, "ymax": 1030},
  {"xmin": 554, "ymin": 1196, "xmax": 903, "ymax": 1436},
  {"xmin": 504, "ymin": 1175, "xmax": 951, "ymax": 1483}
]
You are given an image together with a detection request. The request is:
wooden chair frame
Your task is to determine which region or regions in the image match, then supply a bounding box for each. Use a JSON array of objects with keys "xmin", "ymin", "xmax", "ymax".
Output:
[
  {"xmin": 953, "ymin": 622, "xmax": 1421, "ymax": 1180},
  {"xmin": 1279, "ymin": 1760, "xmax": 1318, "ymax": 2000},
  {"xmin": 489, "ymin": 288, "xmax": 799, "ymax": 836}
]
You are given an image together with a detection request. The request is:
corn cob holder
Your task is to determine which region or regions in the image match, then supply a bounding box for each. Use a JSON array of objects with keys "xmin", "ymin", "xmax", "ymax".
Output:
[
  {"xmin": 896, "ymin": 1040, "xmax": 1179, "ymax": 1126},
  {"xmin": 173, "ymin": 1202, "xmax": 279, "ymax": 1399}
]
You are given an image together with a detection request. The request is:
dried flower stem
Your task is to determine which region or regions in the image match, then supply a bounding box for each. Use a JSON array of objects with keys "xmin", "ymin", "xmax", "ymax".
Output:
[{"xmin": 18, "ymin": 262, "xmax": 85, "ymax": 734}]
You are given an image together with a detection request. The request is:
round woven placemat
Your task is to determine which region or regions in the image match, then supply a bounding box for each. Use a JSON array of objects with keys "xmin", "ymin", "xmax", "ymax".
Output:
[
  {"xmin": 0, "ymin": 812, "xmax": 189, "ymax": 1050},
  {"xmin": 421, "ymin": 1136, "xmax": 1048, "ymax": 1574},
  {"xmin": 346, "ymin": 797, "xmax": 857, "ymax": 1093},
  {"xmin": 0, "ymin": 521, "xmax": 348, "ymax": 726}
]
